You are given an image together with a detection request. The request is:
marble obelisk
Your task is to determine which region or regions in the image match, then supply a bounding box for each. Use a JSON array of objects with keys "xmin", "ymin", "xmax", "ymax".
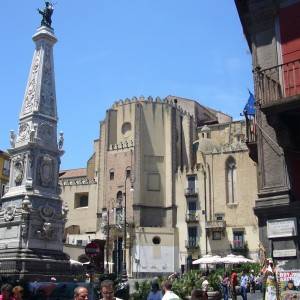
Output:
[{"xmin": 0, "ymin": 15, "xmax": 71, "ymax": 280}]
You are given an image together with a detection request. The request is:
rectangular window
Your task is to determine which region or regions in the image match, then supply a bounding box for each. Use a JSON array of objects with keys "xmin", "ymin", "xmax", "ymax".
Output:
[
  {"xmin": 233, "ymin": 231, "xmax": 244, "ymax": 249},
  {"xmin": 126, "ymin": 169, "xmax": 131, "ymax": 178},
  {"xmin": 188, "ymin": 227, "xmax": 198, "ymax": 247},
  {"xmin": 188, "ymin": 226, "xmax": 197, "ymax": 238},
  {"xmin": 188, "ymin": 201, "xmax": 197, "ymax": 211},
  {"xmin": 74, "ymin": 193, "xmax": 89, "ymax": 208},
  {"xmin": 110, "ymin": 171, "xmax": 114, "ymax": 180},
  {"xmin": 115, "ymin": 207, "xmax": 123, "ymax": 225},
  {"xmin": 212, "ymin": 231, "xmax": 222, "ymax": 240},
  {"xmin": 3, "ymin": 160, "xmax": 10, "ymax": 177},
  {"xmin": 187, "ymin": 176, "xmax": 196, "ymax": 191},
  {"xmin": 1, "ymin": 185, "xmax": 5, "ymax": 197}
]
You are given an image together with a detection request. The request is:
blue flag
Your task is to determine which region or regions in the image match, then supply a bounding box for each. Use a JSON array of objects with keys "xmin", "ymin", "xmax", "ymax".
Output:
[{"xmin": 243, "ymin": 91, "xmax": 256, "ymax": 116}]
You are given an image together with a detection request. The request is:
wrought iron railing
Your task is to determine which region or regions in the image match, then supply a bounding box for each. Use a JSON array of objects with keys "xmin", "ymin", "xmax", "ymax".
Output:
[
  {"xmin": 254, "ymin": 59, "xmax": 300, "ymax": 106},
  {"xmin": 185, "ymin": 211, "xmax": 199, "ymax": 222},
  {"xmin": 184, "ymin": 187, "xmax": 199, "ymax": 197},
  {"xmin": 185, "ymin": 238, "xmax": 199, "ymax": 249}
]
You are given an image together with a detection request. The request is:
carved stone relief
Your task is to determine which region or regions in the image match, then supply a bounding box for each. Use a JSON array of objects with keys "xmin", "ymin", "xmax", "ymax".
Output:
[
  {"xmin": 14, "ymin": 155, "xmax": 25, "ymax": 185},
  {"xmin": 17, "ymin": 123, "xmax": 30, "ymax": 143},
  {"xmin": 40, "ymin": 46, "xmax": 55, "ymax": 117},
  {"xmin": 39, "ymin": 204, "xmax": 55, "ymax": 221},
  {"xmin": 33, "ymin": 223, "xmax": 56, "ymax": 240},
  {"xmin": 23, "ymin": 50, "xmax": 41, "ymax": 115},
  {"xmin": 3, "ymin": 206, "xmax": 16, "ymax": 222},
  {"xmin": 38, "ymin": 154, "xmax": 54, "ymax": 187}
]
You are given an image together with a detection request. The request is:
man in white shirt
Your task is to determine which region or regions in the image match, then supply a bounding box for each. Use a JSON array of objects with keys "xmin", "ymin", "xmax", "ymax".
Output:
[
  {"xmin": 162, "ymin": 280, "xmax": 181, "ymax": 300},
  {"xmin": 100, "ymin": 280, "xmax": 123, "ymax": 300}
]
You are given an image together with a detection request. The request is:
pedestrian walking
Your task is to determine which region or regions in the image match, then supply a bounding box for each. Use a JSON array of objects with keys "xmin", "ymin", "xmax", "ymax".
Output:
[
  {"xmin": 221, "ymin": 273, "xmax": 230, "ymax": 300},
  {"xmin": 240, "ymin": 270, "xmax": 249, "ymax": 300},
  {"xmin": 249, "ymin": 270, "xmax": 256, "ymax": 293},
  {"xmin": 12, "ymin": 286, "xmax": 24, "ymax": 300},
  {"xmin": 0, "ymin": 284, "xmax": 15, "ymax": 300},
  {"xmin": 161, "ymin": 280, "xmax": 180, "ymax": 300},
  {"xmin": 201, "ymin": 277, "xmax": 209, "ymax": 293},
  {"xmin": 147, "ymin": 281, "xmax": 163, "ymax": 300},
  {"xmin": 100, "ymin": 280, "xmax": 122, "ymax": 300},
  {"xmin": 74, "ymin": 286, "xmax": 88, "ymax": 300},
  {"xmin": 263, "ymin": 259, "xmax": 277, "ymax": 300},
  {"xmin": 230, "ymin": 269, "xmax": 238, "ymax": 300}
]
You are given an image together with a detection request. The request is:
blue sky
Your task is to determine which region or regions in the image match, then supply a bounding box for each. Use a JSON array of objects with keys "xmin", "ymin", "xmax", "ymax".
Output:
[{"xmin": 0, "ymin": 1, "xmax": 253, "ymax": 170}]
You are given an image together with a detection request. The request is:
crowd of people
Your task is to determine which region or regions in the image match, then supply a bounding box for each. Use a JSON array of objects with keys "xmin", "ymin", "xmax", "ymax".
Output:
[
  {"xmin": 0, "ymin": 284, "xmax": 24, "ymax": 300},
  {"xmin": 0, "ymin": 258, "xmax": 299, "ymax": 300}
]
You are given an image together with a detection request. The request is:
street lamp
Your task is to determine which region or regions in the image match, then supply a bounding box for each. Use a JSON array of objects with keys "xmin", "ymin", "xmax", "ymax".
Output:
[{"xmin": 121, "ymin": 174, "xmax": 134, "ymax": 282}]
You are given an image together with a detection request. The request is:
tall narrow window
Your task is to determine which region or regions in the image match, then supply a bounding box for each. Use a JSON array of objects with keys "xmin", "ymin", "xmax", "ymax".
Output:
[
  {"xmin": 109, "ymin": 169, "xmax": 115, "ymax": 180},
  {"xmin": 226, "ymin": 157, "xmax": 237, "ymax": 204},
  {"xmin": 233, "ymin": 231, "xmax": 244, "ymax": 249},
  {"xmin": 116, "ymin": 191, "xmax": 123, "ymax": 207}
]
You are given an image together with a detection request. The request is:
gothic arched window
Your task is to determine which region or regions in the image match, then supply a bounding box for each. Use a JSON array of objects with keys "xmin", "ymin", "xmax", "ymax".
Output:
[
  {"xmin": 116, "ymin": 191, "xmax": 123, "ymax": 205},
  {"xmin": 226, "ymin": 156, "xmax": 237, "ymax": 204}
]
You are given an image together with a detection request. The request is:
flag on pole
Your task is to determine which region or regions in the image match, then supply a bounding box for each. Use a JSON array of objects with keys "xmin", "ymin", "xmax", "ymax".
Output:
[
  {"xmin": 243, "ymin": 91, "xmax": 256, "ymax": 141},
  {"xmin": 243, "ymin": 90, "xmax": 256, "ymax": 116}
]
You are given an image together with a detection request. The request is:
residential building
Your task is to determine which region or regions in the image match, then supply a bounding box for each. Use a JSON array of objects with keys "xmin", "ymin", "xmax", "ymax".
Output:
[
  {"xmin": 176, "ymin": 120, "xmax": 258, "ymax": 271},
  {"xmin": 236, "ymin": 0, "xmax": 300, "ymax": 268},
  {"xmin": 60, "ymin": 96, "xmax": 259, "ymax": 276}
]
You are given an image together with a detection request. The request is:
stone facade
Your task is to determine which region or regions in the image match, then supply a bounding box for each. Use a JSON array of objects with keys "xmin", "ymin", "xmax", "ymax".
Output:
[
  {"xmin": 176, "ymin": 121, "xmax": 258, "ymax": 270},
  {"xmin": 235, "ymin": 0, "xmax": 300, "ymax": 269},
  {"xmin": 61, "ymin": 96, "xmax": 259, "ymax": 276}
]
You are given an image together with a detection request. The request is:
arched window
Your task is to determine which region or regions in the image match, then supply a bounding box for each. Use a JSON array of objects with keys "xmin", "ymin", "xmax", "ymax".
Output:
[
  {"xmin": 226, "ymin": 156, "xmax": 237, "ymax": 204},
  {"xmin": 125, "ymin": 167, "xmax": 131, "ymax": 178},
  {"xmin": 109, "ymin": 168, "xmax": 115, "ymax": 180},
  {"xmin": 116, "ymin": 191, "xmax": 123, "ymax": 206}
]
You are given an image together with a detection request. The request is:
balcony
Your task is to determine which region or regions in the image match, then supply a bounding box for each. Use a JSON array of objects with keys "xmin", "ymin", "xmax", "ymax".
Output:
[
  {"xmin": 185, "ymin": 211, "xmax": 199, "ymax": 223},
  {"xmin": 254, "ymin": 59, "xmax": 300, "ymax": 110},
  {"xmin": 245, "ymin": 117, "xmax": 257, "ymax": 162},
  {"xmin": 230, "ymin": 241, "xmax": 248, "ymax": 256},
  {"xmin": 185, "ymin": 238, "xmax": 199, "ymax": 250},
  {"xmin": 205, "ymin": 220, "xmax": 226, "ymax": 231},
  {"xmin": 184, "ymin": 188, "xmax": 198, "ymax": 197}
]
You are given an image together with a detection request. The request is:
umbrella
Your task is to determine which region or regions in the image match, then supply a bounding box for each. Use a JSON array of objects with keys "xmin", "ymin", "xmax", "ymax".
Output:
[
  {"xmin": 220, "ymin": 254, "xmax": 255, "ymax": 264},
  {"xmin": 236, "ymin": 255, "xmax": 256, "ymax": 263},
  {"xmin": 192, "ymin": 255, "xmax": 222, "ymax": 265}
]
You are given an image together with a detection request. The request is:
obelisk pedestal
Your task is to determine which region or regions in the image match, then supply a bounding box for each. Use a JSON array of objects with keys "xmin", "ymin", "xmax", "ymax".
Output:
[{"xmin": 0, "ymin": 24, "xmax": 71, "ymax": 280}]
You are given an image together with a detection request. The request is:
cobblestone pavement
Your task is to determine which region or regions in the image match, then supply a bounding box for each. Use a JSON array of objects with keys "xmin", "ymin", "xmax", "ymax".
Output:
[{"xmin": 232, "ymin": 291, "xmax": 263, "ymax": 299}]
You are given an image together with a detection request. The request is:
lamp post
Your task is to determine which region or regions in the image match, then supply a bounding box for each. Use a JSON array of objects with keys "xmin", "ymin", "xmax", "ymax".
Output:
[
  {"xmin": 121, "ymin": 174, "xmax": 134, "ymax": 282},
  {"xmin": 105, "ymin": 208, "xmax": 110, "ymax": 274}
]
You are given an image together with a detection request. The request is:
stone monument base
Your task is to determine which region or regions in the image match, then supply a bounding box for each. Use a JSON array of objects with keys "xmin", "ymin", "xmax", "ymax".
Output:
[{"xmin": 0, "ymin": 248, "xmax": 73, "ymax": 281}]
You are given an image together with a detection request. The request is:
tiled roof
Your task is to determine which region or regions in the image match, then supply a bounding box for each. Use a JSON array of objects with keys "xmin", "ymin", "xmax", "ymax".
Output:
[{"xmin": 59, "ymin": 168, "xmax": 86, "ymax": 178}]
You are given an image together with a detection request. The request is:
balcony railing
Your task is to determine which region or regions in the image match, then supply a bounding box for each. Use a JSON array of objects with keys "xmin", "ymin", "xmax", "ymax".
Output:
[
  {"xmin": 185, "ymin": 211, "xmax": 199, "ymax": 222},
  {"xmin": 185, "ymin": 238, "xmax": 199, "ymax": 249},
  {"xmin": 205, "ymin": 220, "xmax": 226, "ymax": 230},
  {"xmin": 184, "ymin": 188, "xmax": 198, "ymax": 197},
  {"xmin": 254, "ymin": 59, "xmax": 300, "ymax": 107}
]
